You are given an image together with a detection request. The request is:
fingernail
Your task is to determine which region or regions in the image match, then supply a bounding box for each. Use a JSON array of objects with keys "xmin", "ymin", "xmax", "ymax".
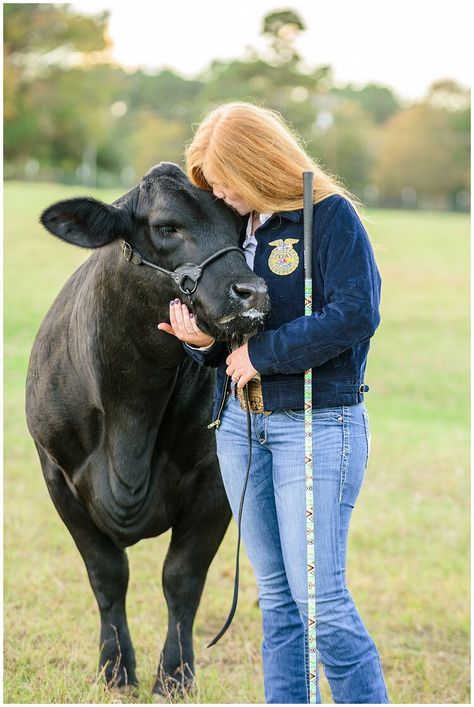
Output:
[
  {"xmin": 174, "ymin": 298, "xmax": 180, "ymax": 304},
  {"xmin": 170, "ymin": 300, "xmax": 174, "ymax": 306},
  {"xmin": 189, "ymin": 313, "xmax": 194, "ymax": 318}
]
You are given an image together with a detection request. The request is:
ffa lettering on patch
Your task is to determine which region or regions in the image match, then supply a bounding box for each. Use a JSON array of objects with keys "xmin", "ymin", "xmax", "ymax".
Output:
[{"xmin": 268, "ymin": 239, "xmax": 300, "ymax": 275}]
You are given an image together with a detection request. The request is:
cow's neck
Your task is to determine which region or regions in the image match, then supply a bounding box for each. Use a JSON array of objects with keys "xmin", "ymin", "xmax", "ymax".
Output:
[{"xmin": 79, "ymin": 247, "xmax": 187, "ymax": 373}]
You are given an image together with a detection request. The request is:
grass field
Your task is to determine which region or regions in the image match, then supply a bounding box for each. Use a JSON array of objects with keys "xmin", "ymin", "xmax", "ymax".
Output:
[{"xmin": 4, "ymin": 180, "xmax": 470, "ymax": 704}]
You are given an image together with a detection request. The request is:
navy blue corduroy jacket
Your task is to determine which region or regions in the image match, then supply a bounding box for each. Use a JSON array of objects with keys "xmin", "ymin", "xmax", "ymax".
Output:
[{"xmin": 185, "ymin": 194, "xmax": 381, "ymax": 422}]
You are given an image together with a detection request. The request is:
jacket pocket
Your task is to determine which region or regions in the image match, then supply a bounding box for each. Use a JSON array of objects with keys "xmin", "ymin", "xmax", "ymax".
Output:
[{"xmin": 282, "ymin": 407, "xmax": 344, "ymax": 423}]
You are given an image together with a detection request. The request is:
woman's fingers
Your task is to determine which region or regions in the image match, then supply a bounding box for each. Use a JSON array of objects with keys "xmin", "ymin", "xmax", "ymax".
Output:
[
  {"xmin": 181, "ymin": 303, "xmax": 197, "ymax": 334},
  {"xmin": 168, "ymin": 299, "xmax": 180, "ymax": 334},
  {"xmin": 172, "ymin": 299, "xmax": 193, "ymax": 336},
  {"xmin": 187, "ymin": 308, "xmax": 202, "ymax": 335},
  {"xmin": 162, "ymin": 299, "xmax": 215, "ymax": 346},
  {"xmin": 236, "ymin": 370, "xmax": 255, "ymax": 389},
  {"xmin": 157, "ymin": 322, "xmax": 176, "ymax": 335},
  {"xmin": 170, "ymin": 300, "xmax": 187, "ymax": 338},
  {"xmin": 225, "ymin": 343, "xmax": 258, "ymax": 388}
]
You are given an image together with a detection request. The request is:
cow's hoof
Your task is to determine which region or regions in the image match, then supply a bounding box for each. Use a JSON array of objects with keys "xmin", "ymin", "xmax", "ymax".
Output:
[
  {"xmin": 152, "ymin": 675, "xmax": 195, "ymax": 702},
  {"xmin": 107, "ymin": 683, "xmax": 139, "ymax": 703},
  {"xmin": 100, "ymin": 658, "xmax": 138, "ymax": 692},
  {"xmin": 114, "ymin": 683, "xmax": 138, "ymax": 695},
  {"xmin": 104, "ymin": 671, "xmax": 138, "ymax": 691},
  {"xmin": 100, "ymin": 635, "xmax": 137, "ymax": 690}
]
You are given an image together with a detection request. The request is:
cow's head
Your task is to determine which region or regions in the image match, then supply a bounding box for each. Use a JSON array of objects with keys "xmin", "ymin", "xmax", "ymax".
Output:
[{"xmin": 40, "ymin": 162, "xmax": 270, "ymax": 340}]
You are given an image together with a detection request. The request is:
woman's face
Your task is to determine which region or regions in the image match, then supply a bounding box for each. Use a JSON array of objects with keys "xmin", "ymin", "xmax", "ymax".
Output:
[{"xmin": 204, "ymin": 171, "xmax": 252, "ymax": 215}]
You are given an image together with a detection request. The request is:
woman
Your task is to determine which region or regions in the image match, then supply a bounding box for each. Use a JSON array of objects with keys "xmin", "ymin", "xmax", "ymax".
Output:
[{"xmin": 158, "ymin": 102, "xmax": 390, "ymax": 704}]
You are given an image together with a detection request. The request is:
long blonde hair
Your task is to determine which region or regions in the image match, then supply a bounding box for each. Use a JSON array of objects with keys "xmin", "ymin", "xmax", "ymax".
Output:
[{"xmin": 185, "ymin": 101, "xmax": 360, "ymax": 213}]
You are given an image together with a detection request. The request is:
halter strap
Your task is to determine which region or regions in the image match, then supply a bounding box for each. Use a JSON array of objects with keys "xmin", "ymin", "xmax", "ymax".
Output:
[{"xmin": 121, "ymin": 240, "xmax": 245, "ymax": 297}]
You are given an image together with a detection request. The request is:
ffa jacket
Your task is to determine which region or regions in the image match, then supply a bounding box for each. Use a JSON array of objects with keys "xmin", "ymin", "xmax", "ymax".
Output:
[{"xmin": 185, "ymin": 194, "xmax": 381, "ymax": 421}]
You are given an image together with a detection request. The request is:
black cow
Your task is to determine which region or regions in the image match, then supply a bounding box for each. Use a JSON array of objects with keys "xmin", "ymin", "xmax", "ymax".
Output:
[{"xmin": 25, "ymin": 162, "xmax": 269, "ymax": 697}]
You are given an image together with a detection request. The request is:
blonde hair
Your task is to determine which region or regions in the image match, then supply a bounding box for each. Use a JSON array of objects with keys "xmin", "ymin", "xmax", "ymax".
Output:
[{"xmin": 185, "ymin": 101, "xmax": 360, "ymax": 213}]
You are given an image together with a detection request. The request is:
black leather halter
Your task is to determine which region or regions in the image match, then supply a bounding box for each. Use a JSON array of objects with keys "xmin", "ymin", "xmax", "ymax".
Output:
[{"xmin": 121, "ymin": 240, "xmax": 245, "ymax": 298}]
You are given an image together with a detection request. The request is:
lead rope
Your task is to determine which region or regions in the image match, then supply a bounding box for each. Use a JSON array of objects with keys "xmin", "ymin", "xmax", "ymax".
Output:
[
  {"xmin": 303, "ymin": 170, "xmax": 318, "ymax": 703},
  {"xmin": 207, "ymin": 383, "xmax": 252, "ymax": 648}
]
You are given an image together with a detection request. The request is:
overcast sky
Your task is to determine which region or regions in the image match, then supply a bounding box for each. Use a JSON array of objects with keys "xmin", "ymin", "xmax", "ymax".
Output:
[{"xmin": 71, "ymin": 0, "xmax": 471, "ymax": 100}]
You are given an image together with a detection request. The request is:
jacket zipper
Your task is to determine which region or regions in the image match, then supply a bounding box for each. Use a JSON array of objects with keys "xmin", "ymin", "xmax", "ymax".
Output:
[
  {"xmin": 207, "ymin": 342, "xmax": 233, "ymax": 430},
  {"xmin": 207, "ymin": 375, "xmax": 230, "ymax": 430}
]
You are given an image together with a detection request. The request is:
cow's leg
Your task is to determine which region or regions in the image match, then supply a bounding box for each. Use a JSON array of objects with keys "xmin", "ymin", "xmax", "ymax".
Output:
[
  {"xmin": 37, "ymin": 448, "xmax": 137, "ymax": 688},
  {"xmin": 153, "ymin": 472, "xmax": 231, "ymax": 697}
]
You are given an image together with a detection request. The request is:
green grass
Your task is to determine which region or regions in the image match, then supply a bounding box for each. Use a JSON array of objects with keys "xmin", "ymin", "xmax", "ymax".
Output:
[{"xmin": 4, "ymin": 181, "xmax": 470, "ymax": 704}]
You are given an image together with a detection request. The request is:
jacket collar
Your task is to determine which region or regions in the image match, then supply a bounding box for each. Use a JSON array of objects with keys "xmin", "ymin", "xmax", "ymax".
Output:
[
  {"xmin": 277, "ymin": 209, "xmax": 302, "ymax": 222},
  {"xmin": 242, "ymin": 209, "xmax": 302, "ymax": 224},
  {"xmin": 239, "ymin": 209, "xmax": 302, "ymax": 244}
]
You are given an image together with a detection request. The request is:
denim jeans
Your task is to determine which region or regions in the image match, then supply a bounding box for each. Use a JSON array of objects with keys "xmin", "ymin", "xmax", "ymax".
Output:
[{"xmin": 216, "ymin": 394, "xmax": 390, "ymax": 704}]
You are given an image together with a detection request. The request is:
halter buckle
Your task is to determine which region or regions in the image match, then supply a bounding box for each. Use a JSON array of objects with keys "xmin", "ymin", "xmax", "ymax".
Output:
[
  {"xmin": 121, "ymin": 240, "xmax": 133, "ymax": 262},
  {"xmin": 121, "ymin": 240, "xmax": 143, "ymax": 265},
  {"xmin": 174, "ymin": 264, "xmax": 202, "ymax": 295}
]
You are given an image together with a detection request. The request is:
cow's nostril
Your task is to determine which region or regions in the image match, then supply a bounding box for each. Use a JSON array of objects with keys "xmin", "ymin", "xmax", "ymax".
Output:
[{"xmin": 231, "ymin": 282, "xmax": 258, "ymax": 300}]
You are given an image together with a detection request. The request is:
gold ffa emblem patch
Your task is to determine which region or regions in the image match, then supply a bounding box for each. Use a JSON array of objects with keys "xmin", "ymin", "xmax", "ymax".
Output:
[{"xmin": 268, "ymin": 239, "xmax": 300, "ymax": 275}]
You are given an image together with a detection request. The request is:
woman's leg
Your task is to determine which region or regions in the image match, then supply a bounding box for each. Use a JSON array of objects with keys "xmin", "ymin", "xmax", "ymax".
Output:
[
  {"xmin": 269, "ymin": 403, "xmax": 390, "ymax": 704},
  {"xmin": 216, "ymin": 395, "xmax": 309, "ymax": 703}
]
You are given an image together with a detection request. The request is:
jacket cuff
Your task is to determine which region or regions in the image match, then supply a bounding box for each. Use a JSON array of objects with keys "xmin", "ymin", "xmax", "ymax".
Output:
[
  {"xmin": 183, "ymin": 340, "xmax": 226, "ymax": 368},
  {"xmin": 185, "ymin": 340, "xmax": 216, "ymax": 351},
  {"xmin": 247, "ymin": 332, "xmax": 280, "ymax": 375}
]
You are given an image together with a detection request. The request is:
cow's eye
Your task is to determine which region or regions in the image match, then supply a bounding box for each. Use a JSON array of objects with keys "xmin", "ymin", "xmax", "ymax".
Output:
[{"xmin": 155, "ymin": 224, "xmax": 176, "ymax": 236}]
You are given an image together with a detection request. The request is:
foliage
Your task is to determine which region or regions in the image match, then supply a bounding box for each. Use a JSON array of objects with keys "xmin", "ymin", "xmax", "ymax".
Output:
[
  {"xmin": 331, "ymin": 83, "xmax": 401, "ymax": 124},
  {"xmin": 260, "ymin": 9, "xmax": 306, "ymax": 65},
  {"xmin": 372, "ymin": 103, "xmax": 470, "ymax": 208},
  {"xmin": 4, "ymin": 3, "xmax": 110, "ymax": 118},
  {"xmin": 124, "ymin": 111, "xmax": 189, "ymax": 178},
  {"xmin": 4, "ymin": 2, "xmax": 109, "ymax": 57},
  {"xmin": 311, "ymin": 99, "xmax": 377, "ymax": 195},
  {"xmin": 3, "ymin": 4, "xmax": 470, "ymax": 210},
  {"xmin": 425, "ymin": 79, "xmax": 470, "ymax": 112}
]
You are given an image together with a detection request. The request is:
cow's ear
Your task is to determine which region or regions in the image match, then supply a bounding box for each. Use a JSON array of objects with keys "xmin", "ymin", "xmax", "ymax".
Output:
[{"xmin": 40, "ymin": 197, "xmax": 131, "ymax": 248}]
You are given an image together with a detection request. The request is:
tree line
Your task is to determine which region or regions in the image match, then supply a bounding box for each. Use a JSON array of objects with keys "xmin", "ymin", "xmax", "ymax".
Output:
[{"xmin": 4, "ymin": 4, "xmax": 470, "ymax": 210}]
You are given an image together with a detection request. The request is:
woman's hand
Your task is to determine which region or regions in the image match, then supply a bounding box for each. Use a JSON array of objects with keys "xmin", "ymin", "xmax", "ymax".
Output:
[
  {"xmin": 226, "ymin": 343, "xmax": 258, "ymax": 389},
  {"xmin": 158, "ymin": 299, "xmax": 215, "ymax": 347}
]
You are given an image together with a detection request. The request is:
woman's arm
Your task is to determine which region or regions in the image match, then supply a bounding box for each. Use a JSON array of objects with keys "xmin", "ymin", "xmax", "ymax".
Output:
[
  {"xmin": 247, "ymin": 197, "xmax": 381, "ymax": 375},
  {"xmin": 183, "ymin": 340, "xmax": 227, "ymax": 368}
]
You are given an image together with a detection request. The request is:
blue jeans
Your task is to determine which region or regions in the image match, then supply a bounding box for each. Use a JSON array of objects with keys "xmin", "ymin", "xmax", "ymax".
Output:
[{"xmin": 216, "ymin": 394, "xmax": 390, "ymax": 704}]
